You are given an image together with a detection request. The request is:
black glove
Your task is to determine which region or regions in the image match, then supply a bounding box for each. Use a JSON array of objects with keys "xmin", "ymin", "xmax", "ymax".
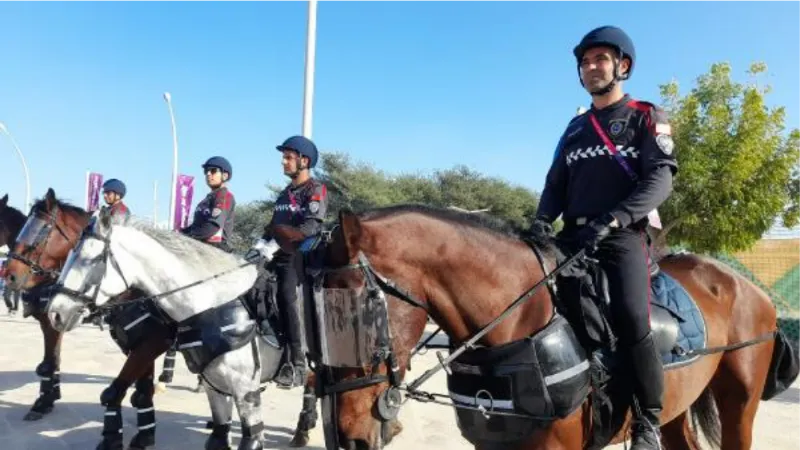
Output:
[
  {"xmin": 576, "ymin": 214, "xmax": 616, "ymax": 254},
  {"xmin": 528, "ymin": 217, "xmax": 555, "ymax": 237}
]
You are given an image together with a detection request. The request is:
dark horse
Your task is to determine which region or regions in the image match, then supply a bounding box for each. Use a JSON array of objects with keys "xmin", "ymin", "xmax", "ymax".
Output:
[
  {"xmin": 0, "ymin": 194, "xmax": 27, "ymax": 313},
  {"xmin": 287, "ymin": 205, "xmax": 797, "ymax": 450},
  {"xmin": 5, "ymin": 188, "xmax": 176, "ymax": 449}
]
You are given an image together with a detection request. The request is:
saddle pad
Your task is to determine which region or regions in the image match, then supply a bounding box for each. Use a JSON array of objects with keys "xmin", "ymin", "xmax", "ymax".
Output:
[{"xmin": 650, "ymin": 271, "xmax": 707, "ymax": 367}]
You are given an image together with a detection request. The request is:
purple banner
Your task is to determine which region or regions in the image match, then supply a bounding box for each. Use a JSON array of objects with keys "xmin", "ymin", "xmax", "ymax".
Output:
[
  {"xmin": 87, "ymin": 172, "xmax": 103, "ymax": 212},
  {"xmin": 173, "ymin": 174, "xmax": 195, "ymax": 231}
]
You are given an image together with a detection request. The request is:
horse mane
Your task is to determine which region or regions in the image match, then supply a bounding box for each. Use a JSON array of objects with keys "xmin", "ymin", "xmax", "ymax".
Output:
[
  {"xmin": 119, "ymin": 218, "xmax": 245, "ymax": 276},
  {"xmin": 357, "ymin": 204, "xmax": 558, "ymax": 257},
  {"xmin": 31, "ymin": 197, "xmax": 89, "ymax": 219}
]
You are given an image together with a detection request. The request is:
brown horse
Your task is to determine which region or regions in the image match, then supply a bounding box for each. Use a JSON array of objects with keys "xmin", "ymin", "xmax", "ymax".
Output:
[
  {"xmin": 272, "ymin": 223, "xmax": 430, "ymax": 450},
  {"xmin": 293, "ymin": 205, "xmax": 796, "ymax": 450}
]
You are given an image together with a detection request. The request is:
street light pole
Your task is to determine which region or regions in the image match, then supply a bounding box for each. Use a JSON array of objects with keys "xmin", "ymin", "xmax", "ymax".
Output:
[
  {"xmin": 0, "ymin": 122, "xmax": 32, "ymax": 211},
  {"xmin": 163, "ymin": 92, "xmax": 179, "ymax": 230},
  {"xmin": 302, "ymin": 0, "xmax": 318, "ymax": 138}
]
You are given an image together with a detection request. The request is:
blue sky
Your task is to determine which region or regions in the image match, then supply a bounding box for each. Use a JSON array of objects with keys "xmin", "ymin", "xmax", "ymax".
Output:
[{"xmin": 1, "ymin": 1, "xmax": 798, "ymax": 224}]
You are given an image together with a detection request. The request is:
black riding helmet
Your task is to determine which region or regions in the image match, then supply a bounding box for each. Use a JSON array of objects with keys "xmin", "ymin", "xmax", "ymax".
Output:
[{"xmin": 573, "ymin": 26, "xmax": 636, "ymax": 95}]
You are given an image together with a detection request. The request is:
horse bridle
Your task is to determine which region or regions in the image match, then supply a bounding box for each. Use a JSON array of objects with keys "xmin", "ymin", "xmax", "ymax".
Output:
[
  {"xmin": 53, "ymin": 224, "xmax": 131, "ymax": 308},
  {"xmin": 7, "ymin": 207, "xmax": 75, "ymax": 281}
]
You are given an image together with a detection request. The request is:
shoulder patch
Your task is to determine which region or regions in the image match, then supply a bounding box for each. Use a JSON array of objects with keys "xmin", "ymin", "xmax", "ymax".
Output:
[
  {"xmin": 311, "ymin": 182, "xmax": 328, "ymax": 202},
  {"xmin": 214, "ymin": 189, "xmax": 233, "ymax": 209},
  {"xmin": 656, "ymin": 134, "xmax": 675, "ymax": 155}
]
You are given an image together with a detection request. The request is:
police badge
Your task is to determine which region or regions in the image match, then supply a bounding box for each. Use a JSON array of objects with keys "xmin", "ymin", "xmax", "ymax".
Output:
[
  {"xmin": 656, "ymin": 134, "xmax": 674, "ymax": 155},
  {"xmin": 609, "ymin": 119, "xmax": 627, "ymax": 137},
  {"xmin": 309, "ymin": 201, "xmax": 320, "ymax": 214}
]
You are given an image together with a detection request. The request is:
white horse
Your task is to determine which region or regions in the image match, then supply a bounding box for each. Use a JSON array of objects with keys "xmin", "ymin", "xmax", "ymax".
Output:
[{"xmin": 45, "ymin": 210, "xmax": 287, "ymax": 450}]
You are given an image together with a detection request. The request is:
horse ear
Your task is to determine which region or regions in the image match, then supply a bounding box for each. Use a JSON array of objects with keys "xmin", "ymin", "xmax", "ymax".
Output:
[
  {"xmin": 0, "ymin": 194, "xmax": 7, "ymax": 209},
  {"xmin": 338, "ymin": 209, "xmax": 362, "ymax": 258},
  {"xmin": 45, "ymin": 188, "xmax": 57, "ymax": 212}
]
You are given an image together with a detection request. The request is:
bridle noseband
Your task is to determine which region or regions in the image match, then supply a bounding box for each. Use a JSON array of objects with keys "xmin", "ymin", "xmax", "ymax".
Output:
[{"xmin": 8, "ymin": 208, "xmax": 75, "ymax": 281}]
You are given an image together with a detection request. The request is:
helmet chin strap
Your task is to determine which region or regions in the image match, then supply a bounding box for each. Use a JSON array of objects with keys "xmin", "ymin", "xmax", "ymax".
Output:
[{"xmin": 287, "ymin": 154, "xmax": 308, "ymax": 179}]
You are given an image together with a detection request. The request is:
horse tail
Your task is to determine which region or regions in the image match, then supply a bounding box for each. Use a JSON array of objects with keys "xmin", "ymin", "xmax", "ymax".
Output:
[{"xmin": 689, "ymin": 386, "xmax": 721, "ymax": 449}]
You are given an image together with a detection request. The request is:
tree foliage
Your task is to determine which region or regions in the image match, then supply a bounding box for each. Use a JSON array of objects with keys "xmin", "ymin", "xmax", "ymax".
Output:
[
  {"xmin": 315, "ymin": 153, "xmax": 541, "ymax": 229},
  {"xmin": 655, "ymin": 62, "xmax": 799, "ymax": 253}
]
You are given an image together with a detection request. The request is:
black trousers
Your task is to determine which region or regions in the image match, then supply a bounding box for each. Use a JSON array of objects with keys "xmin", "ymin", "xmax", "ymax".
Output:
[
  {"xmin": 562, "ymin": 226, "xmax": 653, "ymax": 346},
  {"xmin": 269, "ymin": 250, "xmax": 306, "ymax": 365}
]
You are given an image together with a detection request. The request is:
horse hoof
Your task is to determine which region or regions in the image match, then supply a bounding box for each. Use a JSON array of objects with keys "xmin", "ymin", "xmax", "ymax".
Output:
[
  {"xmin": 97, "ymin": 438, "xmax": 124, "ymax": 450},
  {"xmin": 204, "ymin": 435, "xmax": 232, "ymax": 450},
  {"xmin": 236, "ymin": 436, "xmax": 263, "ymax": 450},
  {"xmin": 289, "ymin": 431, "xmax": 310, "ymax": 448},
  {"xmin": 23, "ymin": 405, "xmax": 52, "ymax": 421},
  {"xmin": 154, "ymin": 382, "xmax": 168, "ymax": 395},
  {"xmin": 128, "ymin": 432, "xmax": 155, "ymax": 449}
]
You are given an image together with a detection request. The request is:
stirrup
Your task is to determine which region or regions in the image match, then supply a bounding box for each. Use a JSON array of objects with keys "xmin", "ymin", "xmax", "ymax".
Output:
[{"xmin": 275, "ymin": 363, "xmax": 302, "ymax": 389}]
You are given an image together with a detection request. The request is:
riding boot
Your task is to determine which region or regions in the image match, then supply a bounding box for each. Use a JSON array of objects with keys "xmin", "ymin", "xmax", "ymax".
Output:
[
  {"xmin": 275, "ymin": 296, "xmax": 307, "ymax": 389},
  {"xmin": 628, "ymin": 332, "xmax": 664, "ymax": 450}
]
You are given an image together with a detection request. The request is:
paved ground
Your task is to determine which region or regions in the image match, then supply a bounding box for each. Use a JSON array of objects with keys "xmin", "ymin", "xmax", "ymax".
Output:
[{"xmin": 0, "ymin": 314, "xmax": 798, "ymax": 449}]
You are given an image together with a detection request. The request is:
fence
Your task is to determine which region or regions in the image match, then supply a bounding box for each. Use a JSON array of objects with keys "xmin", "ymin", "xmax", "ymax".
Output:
[{"xmin": 714, "ymin": 237, "xmax": 800, "ymax": 344}]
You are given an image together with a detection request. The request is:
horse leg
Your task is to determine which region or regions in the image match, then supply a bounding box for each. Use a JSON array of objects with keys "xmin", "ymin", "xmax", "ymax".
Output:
[
  {"xmin": 24, "ymin": 312, "xmax": 64, "ymax": 421},
  {"xmin": 659, "ymin": 412, "xmax": 702, "ymax": 450},
  {"xmin": 98, "ymin": 334, "xmax": 171, "ymax": 450},
  {"xmin": 155, "ymin": 345, "xmax": 178, "ymax": 394},
  {"xmin": 289, "ymin": 373, "xmax": 317, "ymax": 447},
  {"xmin": 127, "ymin": 363, "xmax": 157, "ymax": 450},
  {"xmin": 204, "ymin": 385, "xmax": 234, "ymax": 450},
  {"xmin": 709, "ymin": 342, "xmax": 774, "ymax": 450},
  {"xmin": 232, "ymin": 379, "xmax": 265, "ymax": 450}
]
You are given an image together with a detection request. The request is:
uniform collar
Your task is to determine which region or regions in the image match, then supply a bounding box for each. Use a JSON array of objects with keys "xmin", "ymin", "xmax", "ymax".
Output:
[
  {"xmin": 288, "ymin": 178, "xmax": 314, "ymax": 191},
  {"xmin": 590, "ymin": 94, "xmax": 631, "ymax": 114}
]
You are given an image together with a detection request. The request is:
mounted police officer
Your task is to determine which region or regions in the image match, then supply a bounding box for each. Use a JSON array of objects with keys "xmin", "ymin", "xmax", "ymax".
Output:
[
  {"xmin": 173, "ymin": 156, "xmax": 236, "ymax": 393},
  {"xmin": 181, "ymin": 156, "xmax": 236, "ymax": 253},
  {"xmin": 100, "ymin": 179, "xmax": 131, "ymax": 224},
  {"xmin": 249, "ymin": 135, "xmax": 328, "ymax": 389},
  {"xmin": 531, "ymin": 26, "xmax": 677, "ymax": 450}
]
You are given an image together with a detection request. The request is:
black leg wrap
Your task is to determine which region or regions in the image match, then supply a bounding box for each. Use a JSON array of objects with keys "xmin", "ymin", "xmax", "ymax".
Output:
[
  {"xmin": 205, "ymin": 423, "xmax": 232, "ymax": 450},
  {"xmin": 100, "ymin": 379, "xmax": 128, "ymax": 407},
  {"xmin": 158, "ymin": 349, "xmax": 177, "ymax": 383},
  {"xmin": 30, "ymin": 370, "xmax": 61, "ymax": 413},
  {"xmin": 129, "ymin": 378, "xmax": 156, "ymax": 450},
  {"xmin": 96, "ymin": 406, "xmax": 124, "ymax": 450},
  {"xmin": 296, "ymin": 391, "xmax": 318, "ymax": 431},
  {"xmin": 238, "ymin": 423, "xmax": 264, "ymax": 450}
]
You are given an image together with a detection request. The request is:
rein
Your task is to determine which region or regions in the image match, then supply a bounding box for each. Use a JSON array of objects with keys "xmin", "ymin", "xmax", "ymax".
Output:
[{"xmin": 316, "ymin": 230, "xmax": 782, "ymax": 422}]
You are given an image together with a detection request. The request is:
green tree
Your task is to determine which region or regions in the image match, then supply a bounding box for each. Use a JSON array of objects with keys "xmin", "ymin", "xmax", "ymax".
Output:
[
  {"xmin": 655, "ymin": 62, "xmax": 800, "ymax": 253},
  {"xmin": 229, "ymin": 200, "xmax": 273, "ymax": 254},
  {"xmin": 315, "ymin": 153, "xmax": 540, "ymax": 229}
]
